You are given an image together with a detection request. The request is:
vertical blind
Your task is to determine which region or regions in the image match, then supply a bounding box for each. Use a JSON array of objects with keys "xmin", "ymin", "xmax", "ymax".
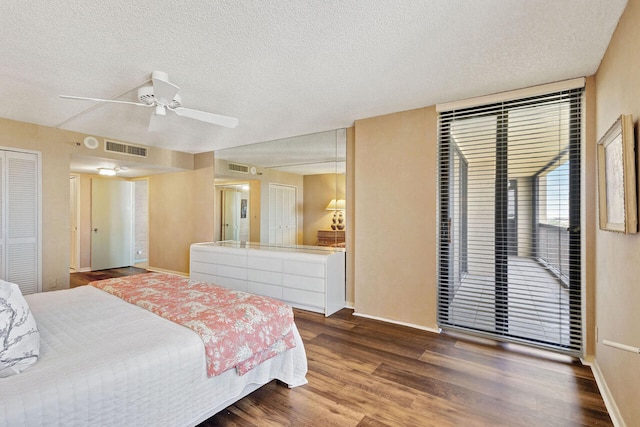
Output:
[{"xmin": 437, "ymin": 87, "xmax": 583, "ymax": 355}]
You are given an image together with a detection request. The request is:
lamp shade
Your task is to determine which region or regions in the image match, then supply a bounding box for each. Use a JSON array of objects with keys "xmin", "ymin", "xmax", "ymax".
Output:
[{"xmin": 326, "ymin": 199, "xmax": 345, "ymax": 210}]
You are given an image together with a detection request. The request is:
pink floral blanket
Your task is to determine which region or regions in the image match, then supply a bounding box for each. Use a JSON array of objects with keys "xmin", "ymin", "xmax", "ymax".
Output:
[{"xmin": 90, "ymin": 272, "xmax": 296, "ymax": 377}]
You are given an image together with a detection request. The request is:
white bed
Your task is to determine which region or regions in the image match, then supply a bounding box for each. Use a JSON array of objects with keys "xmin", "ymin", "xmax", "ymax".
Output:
[{"xmin": 0, "ymin": 285, "xmax": 308, "ymax": 426}]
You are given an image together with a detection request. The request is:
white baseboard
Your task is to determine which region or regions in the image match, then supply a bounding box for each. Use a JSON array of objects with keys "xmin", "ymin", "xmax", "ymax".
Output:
[
  {"xmin": 76, "ymin": 267, "xmax": 91, "ymax": 273},
  {"xmin": 145, "ymin": 266, "xmax": 189, "ymax": 277},
  {"xmin": 352, "ymin": 311, "xmax": 441, "ymax": 334},
  {"xmin": 589, "ymin": 359, "xmax": 625, "ymax": 427}
]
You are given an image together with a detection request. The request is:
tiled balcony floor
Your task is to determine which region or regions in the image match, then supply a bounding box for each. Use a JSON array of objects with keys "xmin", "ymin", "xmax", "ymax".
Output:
[{"xmin": 448, "ymin": 256, "xmax": 572, "ymax": 346}]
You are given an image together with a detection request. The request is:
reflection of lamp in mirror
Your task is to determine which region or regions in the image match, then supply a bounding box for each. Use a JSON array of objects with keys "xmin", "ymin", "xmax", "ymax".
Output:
[{"xmin": 325, "ymin": 199, "xmax": 346, "ymax": 230}]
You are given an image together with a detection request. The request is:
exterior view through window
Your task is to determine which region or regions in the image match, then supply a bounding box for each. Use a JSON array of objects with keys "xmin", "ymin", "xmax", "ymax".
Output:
[{"xmin": 437, "ymin": 88, "xmax": 583, "ymax": 355}]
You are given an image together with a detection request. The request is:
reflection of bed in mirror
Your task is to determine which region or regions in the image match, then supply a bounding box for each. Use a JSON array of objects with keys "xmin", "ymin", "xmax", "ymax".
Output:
[{"xmin": 214, "ymin": 129, "xmax": 347, "ymax": 247}]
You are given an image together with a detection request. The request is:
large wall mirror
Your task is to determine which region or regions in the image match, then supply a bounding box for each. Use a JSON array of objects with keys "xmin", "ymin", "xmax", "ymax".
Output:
[{"xmin": 214, "ymin": 129, "xmax": 346, "ymax": 248}]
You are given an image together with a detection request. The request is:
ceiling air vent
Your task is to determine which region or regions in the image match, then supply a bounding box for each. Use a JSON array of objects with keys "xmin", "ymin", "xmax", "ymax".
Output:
[
  {"xmin": 104, "ymin": 140, "xmax": 148, "ymax": 158},
  {"xmin": 227, "ymin": 162, "xmax": 249, "ymax": 173}
]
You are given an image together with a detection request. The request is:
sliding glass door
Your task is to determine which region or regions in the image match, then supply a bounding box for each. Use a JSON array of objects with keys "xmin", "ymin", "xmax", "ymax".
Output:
[{"xmin": 437, "ymin": 89, "xmax": 583, "ymax": 355}]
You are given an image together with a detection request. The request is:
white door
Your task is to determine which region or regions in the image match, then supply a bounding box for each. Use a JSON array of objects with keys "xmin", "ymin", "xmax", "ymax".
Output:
[
  {"xmin": 69, "ymin": 175, "xmax": 78, "ymax": 271},
  {"xmin": 91, "ymin": 179, "xmax": 133, "ymax": 270},
  {"xmin": 222, "ymin": 188, "xmax": 239, "ymax": 240},
  {"xmin": 3, "ymin": 151, "xmax": 40, "ymax": 294},
  {"xmin": 268, "ymin": 184, "xmax": 297, "ymax": 245},
  {"xmin": 220, "ymin": 186, "xmax": 251, "ymax": 242}
]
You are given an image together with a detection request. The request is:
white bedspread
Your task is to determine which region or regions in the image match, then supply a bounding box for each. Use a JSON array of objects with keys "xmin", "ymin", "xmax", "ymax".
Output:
[{"xmin": 0, "ymin": 286, "xmax": 307, "ymax": 427}]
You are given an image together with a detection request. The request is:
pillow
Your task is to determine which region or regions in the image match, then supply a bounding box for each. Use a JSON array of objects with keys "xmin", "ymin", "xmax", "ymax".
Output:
[{"xmin": 0, "ymin": 280, "xmax": 40, "ymax": 377}]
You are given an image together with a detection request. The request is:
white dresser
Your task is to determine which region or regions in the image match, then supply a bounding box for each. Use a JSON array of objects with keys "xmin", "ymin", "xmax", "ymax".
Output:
[{"xmin": 190, "ymin": 242, "xmax": 346, "ymax": 316}]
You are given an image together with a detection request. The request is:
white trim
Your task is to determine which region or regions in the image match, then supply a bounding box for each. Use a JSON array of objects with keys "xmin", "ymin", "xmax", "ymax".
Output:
[
  {"xmin": 147, "ymin": 266, "xmax": 189, "ymax": 277},
  {"xmin": 0, "ymin": 146, "xmax": 42, "ymax": 294},
  {"xmin": 436, "ymin": 77, "xmax": 586, "ymax": 112},
  {"xmin": 589, "ymin": 359, "xmax": 626, "ymax": 427},
  {"xmin": 352, "ymin": 311, "xmax": 441, "ymax": 334},
  {"xmin": 602, "ymin": 339, "xmax": 640, "ymax": 354},
  {"xmin": 70, "ymin": 173, "xmax": 81, "ymax": 273}
]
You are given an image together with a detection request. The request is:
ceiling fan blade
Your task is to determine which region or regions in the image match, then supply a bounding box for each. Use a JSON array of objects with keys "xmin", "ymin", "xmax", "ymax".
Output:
[
  {"xmin": 172, "ymin": 107, "xmax": 239, "ymax": 128},
  {"xmin": 151, "ymin": 71, "xmax": 179, "ymax": 105},
  {"xmin": 60, "ymin": 95, "xmax": 149, "ymax": 107}
]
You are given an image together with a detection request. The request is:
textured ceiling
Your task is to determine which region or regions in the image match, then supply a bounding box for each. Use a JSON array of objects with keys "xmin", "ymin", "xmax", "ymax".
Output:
[{"xmin": 0, "ymin": 1, "xmax": 627, "ymax": 154}]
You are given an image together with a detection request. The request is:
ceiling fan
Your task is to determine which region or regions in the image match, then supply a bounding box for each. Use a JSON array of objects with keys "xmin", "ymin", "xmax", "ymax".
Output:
[{"xmin": 60, "ymin": 71, "xmax": 238, "ymax": 129}]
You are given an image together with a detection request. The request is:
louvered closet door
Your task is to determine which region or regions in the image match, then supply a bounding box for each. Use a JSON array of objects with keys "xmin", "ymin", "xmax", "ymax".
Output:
[
  {"xmin": 268, "ymin": 184, "xmax": 297, "ymax": 245},
  {"xmin": 4, "ymin": 151, "xmax": 39, "ymax": 294}
]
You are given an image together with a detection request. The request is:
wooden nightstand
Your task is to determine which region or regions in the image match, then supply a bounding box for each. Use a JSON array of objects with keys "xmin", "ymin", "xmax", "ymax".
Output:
[{"xmin": 317, "ymin": 229, "xmax": 345, "ymax": 247}]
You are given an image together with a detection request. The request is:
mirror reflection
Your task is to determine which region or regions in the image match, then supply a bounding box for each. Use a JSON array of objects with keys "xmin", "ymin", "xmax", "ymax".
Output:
[{"xmin": 214, "ymin": 129, "xmax": 346, "ymax": 248}]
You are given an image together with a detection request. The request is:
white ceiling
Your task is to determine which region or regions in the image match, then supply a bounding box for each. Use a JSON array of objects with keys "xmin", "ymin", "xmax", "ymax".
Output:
[{"xmin": 0, "ymin": 1, "xmax": 627, "ymax": 155}]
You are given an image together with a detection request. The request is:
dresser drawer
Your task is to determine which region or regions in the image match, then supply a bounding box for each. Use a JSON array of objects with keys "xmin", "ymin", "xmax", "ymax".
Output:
[
  {"xmin": 283, "ymin": 273, "xmax": 324, "ymax": 293},
  {"xmin": 248, "ymin": 281, "xmax": 283, "ymax": 300},
  {"xmin": 190, "ymin": 261, "xmax": 217, "ymax": 276},
  {"xmin": 248, "ymin": 254, "xmax": 283, "ymax": 272},
  {"xmin": 247, "ymin": 269, "xmax": 282, "ymax": 286},
  {"xmin": 317, "ymin": 230, "xmax": 345, "ymax": 246},
  {"xmin": 215, "ymin": 276, "xmax": 247, "ymax": 292},
  {"xmin": 217, "ymin": 265, "xmax": 247, "ymax": 280},
  {"xmin": 283, "ymin": 260, "xmax": 325, "ymax": 278},
  {"xmin": 190, "ymin": 271, "xmax": 216, "ymax": 285},
  {"xmin": 283, "ymin": 288, "xmax": 324, "ymax": 310}
]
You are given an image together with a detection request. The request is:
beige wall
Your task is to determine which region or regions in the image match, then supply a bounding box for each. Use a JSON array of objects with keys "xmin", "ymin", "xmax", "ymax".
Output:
[
  {"xmin": 0, "ymin": 118, "xmax": 195, "ymax": 288},
  {"xmin": 593, "ymin": 0, "xmax": 640, "ymax": 424},
  {"xmin": 353, "ymin": 107, "xmax": 438, "ymax": 329},
  {"xmin": 302, "ymin": 173, "xmax": 346, "ymax": 246},
  {"xmin": 148, "ymin": 153, "xmax": 214, "ymax": 274},
  {"xmin": 0, "ymin": 119, "xmax": 76, "ymax": 291}
]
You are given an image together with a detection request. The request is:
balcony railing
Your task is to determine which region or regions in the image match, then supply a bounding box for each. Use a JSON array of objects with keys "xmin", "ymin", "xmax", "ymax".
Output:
[{"xmin": 536, "ymin": 222, "xmax": 569, "ymax": 287}]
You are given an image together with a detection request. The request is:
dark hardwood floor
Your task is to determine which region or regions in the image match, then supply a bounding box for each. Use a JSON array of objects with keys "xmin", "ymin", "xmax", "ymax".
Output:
[
  {"xmin": 69, "ymin": 266, "xmax": 149, "ymax": 288},
  {"xmin": 72, "ymin": 268, "xmax": 612, "ymax": 426}
]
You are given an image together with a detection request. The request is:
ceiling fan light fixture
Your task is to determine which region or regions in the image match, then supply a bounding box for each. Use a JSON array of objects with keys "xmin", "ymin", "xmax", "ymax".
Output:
[
  {"xmin": 169, "ymin": 93, "xmax": 182, "ymax": 108},
  {"xmin": 138, "ymin": 86, "xmax": 155, "ymax": 105}
]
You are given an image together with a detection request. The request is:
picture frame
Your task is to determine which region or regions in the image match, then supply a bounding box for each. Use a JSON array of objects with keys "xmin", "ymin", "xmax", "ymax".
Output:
[
  {"xmin": 240, "ymin": 199, "xmax": 247, "ymax": 219},
  {"xmin": 597, "ymin": 114, "xmax": 637, "ymax": 233}
]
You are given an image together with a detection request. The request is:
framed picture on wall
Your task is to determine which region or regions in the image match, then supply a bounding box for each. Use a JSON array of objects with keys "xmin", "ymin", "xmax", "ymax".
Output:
[
  {"xmin": 240, "ymin": 199, "xmax": 247, "ymax": 219},
  {"xmin": 597, "ymin": 114, "xmax": 637, "ymax": 233}
]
